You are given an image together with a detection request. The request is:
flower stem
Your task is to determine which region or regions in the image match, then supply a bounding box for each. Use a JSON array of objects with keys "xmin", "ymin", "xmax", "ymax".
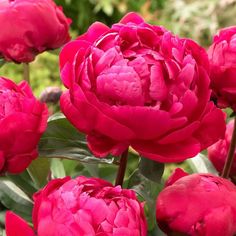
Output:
[
  {"xmin": 222, "ymin": 116, "xmax": 236, "ymax": 178},
  {"xmin": 23, "ymin": 63, "xmax": 30, "ymax": 84},
  {"xmin": 115, "ymin": 149, "xmax": 128, "ymax": 187}
]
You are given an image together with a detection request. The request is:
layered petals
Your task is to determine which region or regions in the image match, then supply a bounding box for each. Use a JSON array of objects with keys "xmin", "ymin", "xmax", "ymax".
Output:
[
  {"xmin": 6, "ymin": 176, "xmax": 147, "ymax": 236},
  {"xmin": 0, "ymin": 0, "xmax": 71, "ymax": 63},
  {"xmin": 156, "ymin": 170, "xmax": 236, "ymax": 236},
  {"xmin": 208, "ymin": 26, "xmax": 236, "ymax": 111},
  {"xmin": 0, "ymin": 77, "xmax": 48, "ymax": 174},
  {"xmin": 60, "ymin": 12, "xmax": 225, "ymax": 163}
]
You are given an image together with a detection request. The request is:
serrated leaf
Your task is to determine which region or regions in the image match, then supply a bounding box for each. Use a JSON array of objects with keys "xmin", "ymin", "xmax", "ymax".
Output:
[
  {"xmin": 0, "ymin": 180, "xmax": 33, "ymax": 222},
  {"xmin": 39, "ymin": 113, "xmax": 114, "ymax": 164},
  {"xmin": 139, "ymin": 157, "xmax": 164, "ymax": 183}
]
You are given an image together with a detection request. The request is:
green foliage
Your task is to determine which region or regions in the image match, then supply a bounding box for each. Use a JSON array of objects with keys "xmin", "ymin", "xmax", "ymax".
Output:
[{"xmin": 39, "ymin": 113, "xmax": 115, "ymax": 164}]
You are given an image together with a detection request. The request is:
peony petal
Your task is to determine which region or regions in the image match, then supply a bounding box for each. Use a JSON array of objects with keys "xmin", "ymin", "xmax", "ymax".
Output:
[
  {"xmin": 60, "ymin": 86, "xmax": 135, "ymax": 141},
  {"xmin": 87, "ymin": 134, "xmax": 129, "ymax": 157},
  {"xmin": 119, "ymin": 12, "xmax": 144, "ymax": 25},
  {"xmin": 78, "ymin": 22, "xmax": 110, "ymax": 43},
  {"xmin": 5, "ymin": 211, "xmax": 36, "ymax": 236},
  {"xmin": 132, "ymin": 138, "xmax": 201, "ymax": 163}
]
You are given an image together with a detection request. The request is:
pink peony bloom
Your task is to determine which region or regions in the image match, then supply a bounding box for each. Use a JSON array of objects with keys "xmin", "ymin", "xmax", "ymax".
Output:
[
  {"xmin": 156, "ymin": 169, "xmax": 236, "ymax": 236},
  {"xmin": 0, "ymin": 77, "xmax": 48, "ymax": 174},
  {"xmin": 59, "ymin": 12, "xmax": 225, "ymax": 163},
  {"xmin": 208, "ymin": 119, "xmax": 236, "ymax": 176},
  {"xmin": 6, "ymin": 176, "xmax": 147, "ymax": 236},
  {"xmin": 208, "ymin": 27, "xmax": 236, "ymax": 111},
  {"xmin": 0, "ymin": 0, "xmax": 71, "ymax": 63}
]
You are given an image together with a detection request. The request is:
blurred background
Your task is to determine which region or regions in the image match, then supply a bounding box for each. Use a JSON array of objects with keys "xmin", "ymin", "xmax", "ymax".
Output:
[{"xmin": 1, "ymin": 0, "xmax": 236, "ymax": 96}]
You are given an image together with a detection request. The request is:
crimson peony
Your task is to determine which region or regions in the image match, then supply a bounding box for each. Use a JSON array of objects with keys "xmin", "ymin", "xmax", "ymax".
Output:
[
  {"xmin": 0, "ymin": 0, "xmax": 71, "ymax": 63},
  {"xmin": 208, "ymin": 26, "xmax": 236, "ymax": 111},
  {"xmin": 6, "ymin": 176, "xmax": 147, "ymax": 236},
  {"xmin": 208, "ymin": 119, "xmax": 236, "ymax": 176},
  {"xmin": 156, "ymin": 168, "xmax": 236, "ymax": 236},
  {"xmin": 60, "ymin": 12, "xmax": 225, "ymax": 163},
  {"xmin": 0, "ymin": 77, "xmax": 48, "ymax": 174}
]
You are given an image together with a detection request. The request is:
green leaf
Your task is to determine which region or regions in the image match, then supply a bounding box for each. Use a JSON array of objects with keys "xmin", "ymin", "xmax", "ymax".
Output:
[
  {"xmin": 27, "ymin": 158, "xmax": 50, "ymax": 189},
  {"xmin": 0, "ymin": 58, "xmax": 5, "ymax": 68},
  {"xmin": 0, "ymin": 180, "xmax": 33, "ymax": 222},
  {"xmin": 187, "ymin": 154, "xmax": 218, "ymax": 174},
  {"xmin": 6, "ymin": 171, "xmax": 37, "ymax": 198},
  {"xmin": 127, "ymin": 170, "xmax": 163, "ymax": 232},
  {"xmin": 39, "ymin": 113, "xmax": 114, "ymax": 164},
  {"xmin": 139, "ymin": 157, "xmax": 164, "ymax": 183},
  {"xmin": 50, "ymin": 159, "xmax": 66, "ymax": 179}
]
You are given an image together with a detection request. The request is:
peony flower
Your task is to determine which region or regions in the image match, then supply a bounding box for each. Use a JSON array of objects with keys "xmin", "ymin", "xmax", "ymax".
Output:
[
  {"xmin": 156, "ymin": 168, "xmax": 236, "ymax": 236},
  {"xmin": 208, "ymin": 119, "xmax": 236, "ymax": 176},
  {"xmin": 0, "ymin": 77, "xmax": 48, "ymax": 174},
  {"xmin": 60, "ymin": 12, "xmax": 225, "ymax": 163},
  {"xmin": 0, "ymin": 0, "xmax": 71, "ymax": 63},
  {"xmin": 5, "ymin": 176, "xmax": 147, "ymax": 236},
  {"xmin": 208, "ymin": 26, "xmax": 236, "ymax": 111}
]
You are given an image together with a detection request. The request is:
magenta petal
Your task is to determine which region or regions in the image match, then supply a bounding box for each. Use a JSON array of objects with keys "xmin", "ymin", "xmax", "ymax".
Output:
[
  {"xmin": 78, "ymin": 22, "xmax": 110, "ymax": 43},
  {"xmin": 60, "ymin": 40, "xmax": 91, "ymax": 70},
  {"xmin": 110, "ymin": 106, "xmax": 172, "ymax": 139},
  {"xmin": 132, "ymin": 138, "xmax": 201, "ymax": 163},
  {"xmin": 194, "ymin": 103, "xmax": 226, "ymax": 149},
  {"xmin": 119, "ymin": 12, "xmax": 144, "ymax": 25},
  {"xmin": 60, "ymin": 86, "xmax": 135, "ymax": 141},
  {"xmin": 5, "ymin": 211, "xmax": 36, "ymax": 236},
  {"xmin": 87, "ymin": 134, "xmax": 129, "ymax": 157}
]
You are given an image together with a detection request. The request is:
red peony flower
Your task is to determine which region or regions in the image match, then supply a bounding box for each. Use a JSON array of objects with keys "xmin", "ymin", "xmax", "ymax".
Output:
[
  {"xmin": 208, "ymin": 26, "xmax": 236, "ymax": 111},
  {"xmin": 0, "ymin": 77, "xmax": 48, "ymax": 174},
  {"xmin": 0, "ymin": 0, "xmax": 71, "ymax": 63},
  {"xmin": 156, "ymin": 169, "xmax": 236, "ymax": 236},
  {"xmin": 5, "ymin": 176, "xmax": 147, "ymax": 236},
  {"xmin": 208, "ymin": 119, "xmax": 236, "ymax": 176},
  {"xmin": 59, "ymin": 12, "xmax": 225, "ymax": 163}
]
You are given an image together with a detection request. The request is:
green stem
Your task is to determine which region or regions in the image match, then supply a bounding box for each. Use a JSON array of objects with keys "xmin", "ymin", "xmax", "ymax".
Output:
[
  {"xmin": 222, "ymin": 116, "xmax": 236, "ymax": 178},
  {"xmin": 23, "ymin": 63, "xmax": 30, "ymax": 84},
  {"xmin": 115, "ymin": 149, "xmax": 128, "ymax": 187}
]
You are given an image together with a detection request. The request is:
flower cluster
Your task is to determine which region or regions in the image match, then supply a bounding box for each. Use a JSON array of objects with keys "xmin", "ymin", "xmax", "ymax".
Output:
[
  {"xmin": 6, "ymin": 176, "xmax": 147, "ymax": 236},
  {"xmin": 60, "ymin": 12, "xmax": 225, "ymax": 163}
]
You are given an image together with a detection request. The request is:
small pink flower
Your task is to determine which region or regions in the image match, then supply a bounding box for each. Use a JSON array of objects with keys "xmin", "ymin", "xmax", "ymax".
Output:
[
  {"xmin": 208, "ymin": 120, "xmax": 236, "ymax": 176},
  {"xmin": 59, "ymin": 12, "xmax": 225, "ymax": 163},
  {"xmin": 208, "ymin": 27, "xmax": 236, "ymax": 111},
  {"xmin": 0, "ymin": 77, "xmax": 48, "ymax": 174},
  {"xmin": 156, "ymin": 169, "xmax": 236, "ymax": 236},
  {"xmin": 0, "ymin": 0, "xmax": 71, "ymax": 63},
  {"xmin": 6, "ymin": 176, "xmax": 147, "ymax": 236}
]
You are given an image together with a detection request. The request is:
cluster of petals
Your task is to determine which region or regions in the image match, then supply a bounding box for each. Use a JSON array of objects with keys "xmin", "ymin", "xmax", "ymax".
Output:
[
  {"xmin": 0, "ymin": 0, "xmax": 71, "ymax": 63},
  {"xmin": 208, "ymin": 26, "xmax": 236, "ymax": 111},
  {"xmin": 156, "ymin": 168, "xmax": 236, "ymax": 236},
  {"xmin": 60, "ymin": 12, "xmax": 225, "ymax": 163},
  {"xmin": 6, "ymin": 176, "xmax": 147, "ymax": 236},
  {"xmin": 0, "ymin": 77, "xmax": 48, "ymax": 174}
]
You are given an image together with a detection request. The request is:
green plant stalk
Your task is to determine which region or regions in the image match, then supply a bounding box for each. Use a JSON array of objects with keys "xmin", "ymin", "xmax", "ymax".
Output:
[
  {"xmin": 222, "ymin": 116, "xmax": 236, "ymax": 178},
  {"xmin": 115, "ymin": 149, "xmax": 128, "ymax": 187},
  {"xmin": 23, "ymin": 63, "xmax": 30, "ymax": 84}
]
